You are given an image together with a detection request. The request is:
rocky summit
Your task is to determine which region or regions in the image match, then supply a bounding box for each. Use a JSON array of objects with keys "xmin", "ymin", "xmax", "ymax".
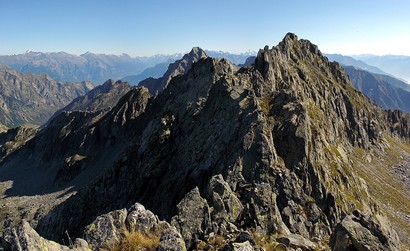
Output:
[{"xmin": 1, "ymin": 33, "xmax": 410, "ymax": 251}]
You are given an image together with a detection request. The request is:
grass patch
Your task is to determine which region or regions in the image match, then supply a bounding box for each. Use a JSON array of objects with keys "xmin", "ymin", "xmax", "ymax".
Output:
[
  {"xmin": 195, "ymin": 234, "xmax": 227, "ymax": 251},
  {"xmin": 108, "ymin": 229, "xmax": 160, "ymax": 251},
  {"xmin": 252, "ymin": 231, "xmax": 286, "ymax": 251}
]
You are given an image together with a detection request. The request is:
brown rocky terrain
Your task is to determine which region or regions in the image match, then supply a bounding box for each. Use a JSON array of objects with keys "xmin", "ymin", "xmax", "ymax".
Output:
[{"xmin": 1, "ymin": 34, "xmax": 410, "ymax": 250}]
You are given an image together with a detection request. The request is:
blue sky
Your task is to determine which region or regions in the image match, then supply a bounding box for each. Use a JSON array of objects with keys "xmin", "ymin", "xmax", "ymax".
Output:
[{"xmin": 0, "ymin": 0, "xmax": 409, "ymax": 56}]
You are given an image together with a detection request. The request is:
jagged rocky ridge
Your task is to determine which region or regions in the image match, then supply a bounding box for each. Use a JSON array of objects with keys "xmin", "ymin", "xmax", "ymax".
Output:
[{"xmin": 2, "ymin": 34, "xmax": 410, "ymax": 250}]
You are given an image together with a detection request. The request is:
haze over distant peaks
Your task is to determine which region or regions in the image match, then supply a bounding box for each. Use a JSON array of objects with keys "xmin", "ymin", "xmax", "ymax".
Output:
[{"xmin": 352, "ymin": 54, "xmax": 410, "ymax": 83}]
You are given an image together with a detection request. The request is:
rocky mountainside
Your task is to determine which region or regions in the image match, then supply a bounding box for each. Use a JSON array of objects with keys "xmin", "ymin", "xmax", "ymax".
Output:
[
  {"xmin": 1, "ymin": 34, "xmax": 410, "ymax": 251},
  {"xmin": 344, "ymin": 66, "xmax": 410, "ymax": 113},
  {"xmin": 139, "ymin": 47, "xmax": 208, "ymax": 94},
  {"xmin": 0, "ymin": 68, "xmax": 94, "ymax": 127},
  {"xmin": 46, "ymin": 79, "xmax": 132, "ymax": 125}
]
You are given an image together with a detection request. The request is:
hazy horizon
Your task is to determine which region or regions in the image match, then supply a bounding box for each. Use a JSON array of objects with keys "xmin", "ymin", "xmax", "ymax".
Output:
[{"xmin": 3, "ymin": 48, "xmax": 410, "ymax": 59}]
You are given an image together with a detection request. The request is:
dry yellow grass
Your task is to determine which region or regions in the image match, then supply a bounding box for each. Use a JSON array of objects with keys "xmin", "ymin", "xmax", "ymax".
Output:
[{"xmin": 110, "ymin": 229, "xmax": 160, "ymax": 251}]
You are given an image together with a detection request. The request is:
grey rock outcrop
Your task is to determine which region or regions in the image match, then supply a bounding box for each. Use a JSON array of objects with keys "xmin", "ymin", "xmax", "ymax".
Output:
[
  {"xmin": 330, "ymin": 210, "xmax": 400, "ymax": 251},
  {"xmin": 232, "ymin": 241, "xmax": 254, "ymax": 251},
  {"xmin": 84, "ymin": 203, "xmax": 185, "ymax": 251},
  {"xmin": 277, "ymin": 233, "xmax": 317, "ymax": 250},
  {"xmin": 2, "ymin": 220, "xmax": 90, "ymax": 251},
  {"xmin": 171, "ymin": 187, "xmax": 211, "ymax": 247}
]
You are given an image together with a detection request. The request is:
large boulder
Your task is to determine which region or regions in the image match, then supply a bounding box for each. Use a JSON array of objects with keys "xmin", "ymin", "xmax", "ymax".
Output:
[
  {"xmin": 171, "ymin": 187, "xmax": 211, "ymax": 248},
  {"xmin": 330, "ymin": 210, "xmax": 401, "ymax": 251},
  {"xmin": 2, "ymin": 220, "xmax": 89, "ymax": 251},
  {"xmin": 207, "ymin": 174, "xmax": 244, "ymax": 223},
  {"xmin": 84, "ymin": 203, "xmax": 185, "ymax": 251}
]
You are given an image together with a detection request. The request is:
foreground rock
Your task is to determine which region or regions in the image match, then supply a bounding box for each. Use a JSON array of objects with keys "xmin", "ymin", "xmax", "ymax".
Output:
[
  {"xmin": 84, "ymin": 203, "xmax": 186, "ymax": 251},
  {"xmin": 2, "ymin": 203, "xmax": 186, "ymax": 251},
  {"xmin": 331, "ymin": 210, "xmax": 400, "ymax": 251},
  {"xmin": 2, "ymin": 221, "xmax": 90, "ymax": 251}
]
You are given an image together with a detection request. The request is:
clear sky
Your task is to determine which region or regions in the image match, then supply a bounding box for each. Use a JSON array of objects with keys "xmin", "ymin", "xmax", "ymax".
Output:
[{"xmin": 0, "ymin": 0, "xmax": 409, "ymax": 56}]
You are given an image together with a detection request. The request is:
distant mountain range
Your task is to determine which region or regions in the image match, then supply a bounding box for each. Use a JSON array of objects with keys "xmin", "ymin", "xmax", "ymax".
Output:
[
  {"xmin": 0, "ymin": 52, "xmax": 148, "ymax": 85},
  {"xmin": 352, "ymin": 55, "xmax": 410, "ymax": 83},
  {"xmin": 326, "ymin": 54, "xmax": 410, "ymax": 113},
  {"xmin": 0, "ymin": 67, "xmax": 93, "ymax": 127},
  {"xmin": 139, "ymin": 47, "xmax": 208, "ymax": 93},
  {"xmin": 0, "ymin": 50, "xmax": 256, "ymax": 86},
  {"xmin": 206, "ymin": 50, "xmax": 256, "ymax": 65},
  {"xmin": 325, "ymin": 54, "xmax": 388, "ymax": 75}
]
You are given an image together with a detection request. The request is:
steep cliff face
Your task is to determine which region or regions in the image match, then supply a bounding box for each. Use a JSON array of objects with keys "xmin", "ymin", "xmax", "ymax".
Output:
[{"xmin": 2, "ymin": 34, "xmax": 409, "ymax": 250}]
